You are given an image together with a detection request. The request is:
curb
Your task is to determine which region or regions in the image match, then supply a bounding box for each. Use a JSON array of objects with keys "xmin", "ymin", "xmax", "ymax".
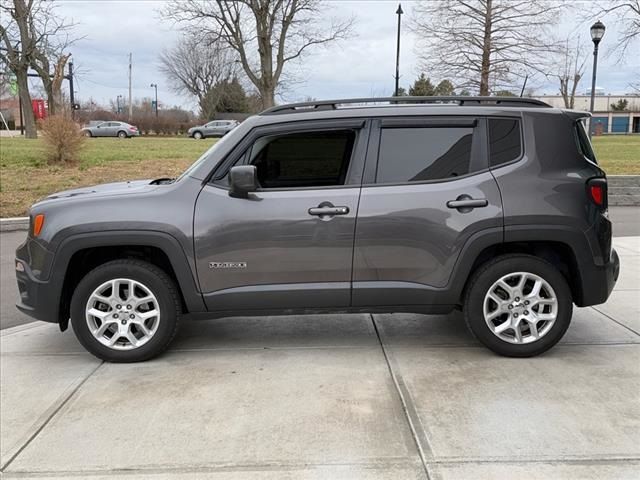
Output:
[{"xmin": 0, "ymin": 217, "xmax": 29, "ymax": 232}]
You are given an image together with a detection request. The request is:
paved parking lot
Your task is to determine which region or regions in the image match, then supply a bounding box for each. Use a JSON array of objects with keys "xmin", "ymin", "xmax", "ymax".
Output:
[{"xmin": 0, "ymin": 235, "xmax": 638, "ymax": 479}]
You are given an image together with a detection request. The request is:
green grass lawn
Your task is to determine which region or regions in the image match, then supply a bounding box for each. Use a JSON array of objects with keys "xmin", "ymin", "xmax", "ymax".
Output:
[
  {"xmin": 0, "ymin": 137, "xmax": 217, "ymax": 217},
  {"xmin": 0, "ymin": 134, "xmax": 638, "ymax": 217},
  {"xmin": 592, "ymin": 135, "xmax": 640, "ymax": 175}
]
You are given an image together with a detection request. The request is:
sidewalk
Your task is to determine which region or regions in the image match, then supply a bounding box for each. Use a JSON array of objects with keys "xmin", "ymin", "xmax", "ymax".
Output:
[{"xmin": 1, "ymin": 237, "xmax": 639, "ymax": 479}]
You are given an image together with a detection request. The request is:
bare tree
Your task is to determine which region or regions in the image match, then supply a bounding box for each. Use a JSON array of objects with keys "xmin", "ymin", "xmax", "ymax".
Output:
[
  {"xmin": 159, "ymin": 34, "xmax": 238, "ymax": 118},
  {"xmin": 162, "ymin": 0, "xmax": 353, "ymax": 108},
  {"xmin": 0, "ymin": 0, "xmax": 39, "ymax": 137},
  {"xmin": 1, "ymin": 0, "xmax": 76, "ymax": 136},
  {"xmin": 587, "ymin": 0, "xmax": 639, "ymax": 60},
  {"xmin": 412, "ymin": 0, "xmax": 566, "ymax": 96},
  {"xmin": 552, "ymin": 39, "xmax": 587, "ymax": 109}
]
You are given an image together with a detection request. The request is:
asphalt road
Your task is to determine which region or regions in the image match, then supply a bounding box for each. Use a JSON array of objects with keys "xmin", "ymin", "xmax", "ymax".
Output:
[{"xmin": 1, "ymin": 206, "xmax": 638, "ymax": 330}]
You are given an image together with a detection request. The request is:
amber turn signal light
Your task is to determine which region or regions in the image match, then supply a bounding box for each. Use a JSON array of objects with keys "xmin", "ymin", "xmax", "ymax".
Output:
[{"xmin": 33, "ymin": 214, "xmax": 45, "ymax": 236}]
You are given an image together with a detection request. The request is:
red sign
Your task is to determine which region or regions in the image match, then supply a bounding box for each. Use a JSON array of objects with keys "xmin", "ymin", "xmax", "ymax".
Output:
[{"xmin": 32, "ymin": 99, "xmax": 47, "ymax": 120}]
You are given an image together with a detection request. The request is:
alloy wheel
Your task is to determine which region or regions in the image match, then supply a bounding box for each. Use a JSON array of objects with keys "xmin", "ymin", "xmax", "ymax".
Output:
[
  {"xmin": 85, "ymin": 278, "xmax": 160, "ymax": 350},
  {"xmin": 483, "ymin": 271, "xmax": 558, "ymax": 344}
]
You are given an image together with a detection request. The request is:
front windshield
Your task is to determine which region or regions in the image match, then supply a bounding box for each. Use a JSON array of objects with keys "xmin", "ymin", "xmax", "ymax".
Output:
[{"xmin": 175, "ymin": 129, "xmax": 239, "ymax": 181}]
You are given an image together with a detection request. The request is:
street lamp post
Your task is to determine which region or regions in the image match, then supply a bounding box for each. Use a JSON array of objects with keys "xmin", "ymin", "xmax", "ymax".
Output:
[
  {"xmin": 589, "ymin": 20, "xmax": 605, "ymax": 139},
  {"xmin": 150, "ymin": 83, "xmax": 158, "ymax": 117},
  {"xmin": 394, "ymin": 3, "xmax": 403, "ymax": 97},
  {"xmin": 116, "ymin": 95, "xmax": 123, "ymax": 114}
]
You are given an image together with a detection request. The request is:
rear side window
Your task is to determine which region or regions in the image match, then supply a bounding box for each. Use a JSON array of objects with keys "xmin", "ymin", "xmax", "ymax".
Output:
[
  {"xmin": 488, "ymin": 119, "xmax": 522, "ymax": 166},
  {"xmin": 250, "ymin": 130, "xmax": 356, "ymax": 189},
  {"xmin": 376, "ymin": 127, "xmax": 474, "ymax": 183},
  {"xmin": 575, "ymin": 120, "xmax": 597, "ymax": 163}
]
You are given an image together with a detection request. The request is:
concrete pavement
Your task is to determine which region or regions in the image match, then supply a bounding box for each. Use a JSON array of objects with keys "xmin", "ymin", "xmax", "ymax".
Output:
[{"xmin": 1, "ymin": 237, "xmax": 639, "ymax": 479}]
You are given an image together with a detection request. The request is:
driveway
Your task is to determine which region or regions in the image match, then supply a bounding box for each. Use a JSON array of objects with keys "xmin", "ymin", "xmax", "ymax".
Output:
[{"xmin": 1, "ymin": 235, "xmax": 639, "ymax": 479}]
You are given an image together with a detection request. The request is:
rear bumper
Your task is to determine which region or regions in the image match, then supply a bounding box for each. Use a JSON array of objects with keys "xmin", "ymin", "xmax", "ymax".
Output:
[
  {"xmin": 576, "ymin": 248, "xmax": 620, "ymax": 307},
  {"xmin": 15, "ymin": 258, "xmax": 60, "ymax": 323}
]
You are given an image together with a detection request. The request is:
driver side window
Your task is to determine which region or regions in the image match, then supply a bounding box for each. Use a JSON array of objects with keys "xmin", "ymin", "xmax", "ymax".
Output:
[{"xmin": 219, "ymin": 129, "xmax": 357, "ymax": 189}]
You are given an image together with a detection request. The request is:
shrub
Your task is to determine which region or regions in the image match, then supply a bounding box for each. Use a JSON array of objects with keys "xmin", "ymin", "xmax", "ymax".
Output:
[{"xmin": 40, "ymin": 115, "xmax": 86, "ymax": 165}]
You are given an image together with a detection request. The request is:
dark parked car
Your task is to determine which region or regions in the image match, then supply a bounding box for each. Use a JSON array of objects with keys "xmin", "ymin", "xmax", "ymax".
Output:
[
  {"xmin": 16, "ymin": 96, "xmax": 619, "ymax": 362},
  {"xmin": 82, "ymin": 121, "xmax": 140, "ymax": 138},
  {"xmin": 188, "ymin": 119, "xmax": 239, "ymax": 139}
]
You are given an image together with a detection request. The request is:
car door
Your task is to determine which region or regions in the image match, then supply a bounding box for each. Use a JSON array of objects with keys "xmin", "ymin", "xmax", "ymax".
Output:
[
  {"xmin": 193, "ymin": 119, "xmax": 369, "ymax": 312},
  {"xmin": 94, "ymin": 122, "xmax": 108, "ymax": 137},
  {"xmin": 352, "ymin": 117, "xmax": 503, "ymax": 307},
  {"xmin": 204, "ymin": 121, "xmax": 217, "ymax": 137}
]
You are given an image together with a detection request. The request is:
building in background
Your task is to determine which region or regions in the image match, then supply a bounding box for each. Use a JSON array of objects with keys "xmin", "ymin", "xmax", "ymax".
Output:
[{"xmin": 533, "ymin": 94, "xmax": 640, "ymax": 134}]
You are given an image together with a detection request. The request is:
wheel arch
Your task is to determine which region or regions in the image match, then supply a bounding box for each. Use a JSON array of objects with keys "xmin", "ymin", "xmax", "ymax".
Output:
[
  {"xmin": 453, "ymin": 225, "xmax": 591, "ymax": 307},
  {"xmin": 52, "ymin": 231, "xmax": 206, "ymax": 330}
]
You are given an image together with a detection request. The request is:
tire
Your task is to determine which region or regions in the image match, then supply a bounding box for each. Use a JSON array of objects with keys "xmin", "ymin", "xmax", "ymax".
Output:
[
  {"xmin": 192, "ymin": 131, "xmax": 203, "ymax": 140},
  {"xmin": 70, "ymin": 259, "xmax": 181, "ymax": 363},
  {"xmin": 117, "ymin": 130, "xmax": 127, "ymax": 139},
  {"xmin": 463, "ymin": 254, "xmax": 572, "ymax": 357},
  {"xmin": 83, "ymin": 130, "xmax": 92, "ymax": 137}
]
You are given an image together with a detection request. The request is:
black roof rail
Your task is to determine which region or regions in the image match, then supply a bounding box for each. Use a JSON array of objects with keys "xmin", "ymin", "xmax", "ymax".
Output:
[{"xmin": 260, "ymin": 96, "xmax": 551, "ymax": 115}]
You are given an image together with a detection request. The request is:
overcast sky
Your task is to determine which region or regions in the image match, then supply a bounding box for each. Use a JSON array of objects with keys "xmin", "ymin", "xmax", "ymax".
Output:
[{"xmin": 50, "ymin": 0, "xmax": 639, "ymax": 112}]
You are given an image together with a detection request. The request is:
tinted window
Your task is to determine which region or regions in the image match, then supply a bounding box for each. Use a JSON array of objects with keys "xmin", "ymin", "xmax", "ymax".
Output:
[
  {"xmin": 488, "ymin": 119, "xmax": 521, "ymax": 166},
  {"xmin": 250, "ymin": 130, "xmax": 356, "ymax": 189},
  {"xmin": 376, "ymin": 127, "xmax": 474, "ymax": 183},
  {"xmin": 575, "ymin": 120, "xmax": 597, "ymax": 163}
]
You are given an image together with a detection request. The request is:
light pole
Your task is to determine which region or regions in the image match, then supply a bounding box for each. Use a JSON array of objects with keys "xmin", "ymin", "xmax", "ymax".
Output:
[
  {"xmin": 116, "ymin": 95, "xmax": 123, "ymax": 114},
  {"xmin": 589, "ymin": 20, "xmax": 605, "ymax": 139},
  {"xmin": 394, "ymin": 3, "xmax": 403, "ymax": 97},
  {"xmin": 150, "ymin": 83, "xmax": 158, "ymax": 117}
]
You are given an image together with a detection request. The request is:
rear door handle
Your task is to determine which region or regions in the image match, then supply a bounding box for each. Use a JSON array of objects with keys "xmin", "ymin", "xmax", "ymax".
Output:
[
  {"xmin": 447, "ymin": 195, "xmax": 488, "ymax": 211},
  {"xmin": 308, "ymin": 206, "xmax": 350, "ymax": 216}
]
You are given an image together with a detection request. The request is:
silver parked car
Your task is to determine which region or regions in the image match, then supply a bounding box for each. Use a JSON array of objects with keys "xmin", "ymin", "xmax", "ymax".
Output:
[
  {"xmin": 188, "ymin": 119, "xmax": 239, "ymax": 139},
  {"xmin": 82, "ymin": 121, "xmax": 140, "ymax": 138}
]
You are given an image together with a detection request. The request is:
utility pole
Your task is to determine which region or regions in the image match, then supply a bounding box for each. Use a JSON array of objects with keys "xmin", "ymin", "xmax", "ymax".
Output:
[
  {"xmin": 150, "ymin": 83, "xmax": 158, "ymax": 117},
  {"xmin": 394, "ymin": 3, "xmax": 403, "ymax": 97},
  {"xmin": 68, "ymin": 62, "xmax": 75, "ymax": 118},
  {"xmin": 128, "ymin": 52, "xmax": 133, "ymax": 121}
]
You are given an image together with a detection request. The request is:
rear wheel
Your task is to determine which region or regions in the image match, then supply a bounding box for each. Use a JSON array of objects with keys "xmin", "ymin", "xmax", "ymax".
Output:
[
  {"xmin": 463, "ymin": 254, "xmax": 572, "ymax": 357},
  {"xmin": 117, "ymin": 130, "xmax": 127, "ymax": 139},
  {"xmin": 192, "ymin": 131, "xmax": 203, "ymax": 140},
  {"xmin": 70, "ymin": 259, "xmax": 181, "ymax": 362}
]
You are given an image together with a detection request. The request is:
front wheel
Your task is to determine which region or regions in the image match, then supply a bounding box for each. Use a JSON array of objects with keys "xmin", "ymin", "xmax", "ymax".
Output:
[
  {"xmin": 70, "ymin": 260, "xmax": 181, "ymax": 362},
  {"xmin": 192, "ymin": 131, "xmax": 203, "ymax": 140},
  {"xmin": 463, "ymin": 254, "xmax": 572, "ymax": 357},
  {"xmin": 83, "ymin": 130, "xmax": 92, "ymax": 137}
]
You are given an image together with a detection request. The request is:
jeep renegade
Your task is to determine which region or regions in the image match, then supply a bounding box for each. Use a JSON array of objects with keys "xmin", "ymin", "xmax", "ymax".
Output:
[{"xmin": 15, "ymin": 96, "xmax": 620, "ymax": 362}]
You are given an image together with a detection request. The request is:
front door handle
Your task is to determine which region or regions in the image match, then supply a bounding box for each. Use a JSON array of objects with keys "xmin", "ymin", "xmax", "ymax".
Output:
[
  {"xmin": 447, "ymin": 195, "xmax": 488, "ymax": 212},
  {"xmin": 308, "ymin": 206, "xmax": 350, "ymax": 216}
]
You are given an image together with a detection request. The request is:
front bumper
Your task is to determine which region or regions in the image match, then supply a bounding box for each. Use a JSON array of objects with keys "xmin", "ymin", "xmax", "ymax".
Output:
[{"xmin": 15, "ymin": 258, "xmax": 60, "ymax": 323}]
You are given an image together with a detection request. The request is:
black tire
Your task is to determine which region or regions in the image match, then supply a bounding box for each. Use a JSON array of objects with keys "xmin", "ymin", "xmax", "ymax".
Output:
[
  {"xmin": 192, "ymin": 131, "xmax": 203, "ymax": 140},
  {"xmin": 83, "ymin": 130, "xmax": 92, "ymax": 137},
  {"xmin": 117, "ymin": 130, "xmax": 127, "ymax": 139},
  {"xmin": 70, "ymin": 259, "xmax": 181, "ymax": 363},
  {"xmin": 463, "ymin": 254, "xmax": 573, "ymax": 357}
]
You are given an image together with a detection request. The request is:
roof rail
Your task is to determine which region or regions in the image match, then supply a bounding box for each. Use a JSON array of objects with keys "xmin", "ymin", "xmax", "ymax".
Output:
[{"xmin": 260, "ymin": 96, "xmax": 551, "ymax": 115}]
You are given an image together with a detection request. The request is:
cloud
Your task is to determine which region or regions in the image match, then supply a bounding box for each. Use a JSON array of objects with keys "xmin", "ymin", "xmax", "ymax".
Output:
[{"xmin": 52, "ymin": 0, "xmax": 638, "ymax": 112}]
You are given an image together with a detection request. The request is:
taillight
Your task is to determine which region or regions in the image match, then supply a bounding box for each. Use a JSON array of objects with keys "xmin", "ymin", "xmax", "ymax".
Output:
[
  {"xmin": 129, "ymin": 126, "xmax": 137, "ymax": 131},
  {"xmin": 587, "ymin": 178, "xmax": 607, "ymax": 208}
]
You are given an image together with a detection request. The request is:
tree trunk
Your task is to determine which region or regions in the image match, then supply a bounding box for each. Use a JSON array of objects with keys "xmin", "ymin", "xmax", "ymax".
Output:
[
  {"xmin": 479, "ymin": 0, "xmax": 493, "ymax": 96},
  {"xmin": 15, "ymin": 70, "xmax": 37, "ymax": 138},
  {"xmin": 259, "ymin": 85, "xmax": 275, "ymax": 109}
]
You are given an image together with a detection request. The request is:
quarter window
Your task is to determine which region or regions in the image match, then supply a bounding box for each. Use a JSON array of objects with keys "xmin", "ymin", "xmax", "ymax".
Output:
[
  {"xmin": 488, "ymin": 119, "xmax": 522, "ymax": 166},
  {"xmin": 376, "ymin": 127, "xmax": 475, "ymax": 183},
  {"xmin": 248, "ymin": 130, "xmax": 356, "ymax": 189}
]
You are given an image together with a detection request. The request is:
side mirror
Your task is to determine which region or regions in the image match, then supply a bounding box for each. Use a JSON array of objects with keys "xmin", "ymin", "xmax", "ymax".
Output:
[{"xmin": 229, "ymin": 165, "xmax": 258, "ymax": 198}]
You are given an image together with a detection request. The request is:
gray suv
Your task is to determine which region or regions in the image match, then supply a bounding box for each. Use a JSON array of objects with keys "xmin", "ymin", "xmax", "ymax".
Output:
[
  {"xmin": 188, "ymin": 119, "xmax": 239, "ymax": 139},
  {"xmin": 15, "ymin": 97, "xmax": 620, "ymax": 362}
]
